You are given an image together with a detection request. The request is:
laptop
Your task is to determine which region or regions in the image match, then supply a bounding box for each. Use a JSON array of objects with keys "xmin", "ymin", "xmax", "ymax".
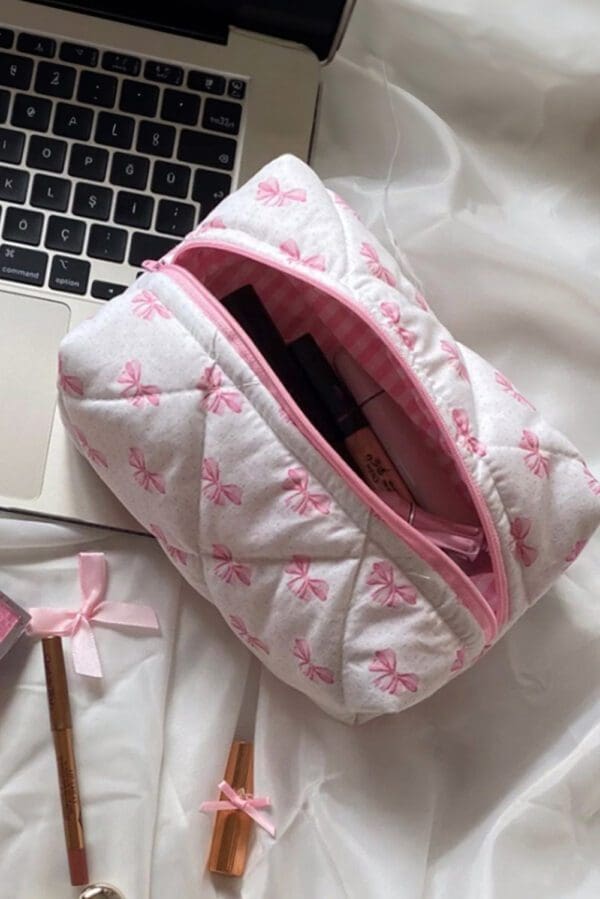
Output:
[{"xmin": 0, "ymin": 0, "xmax": 355, "ymax": 532}]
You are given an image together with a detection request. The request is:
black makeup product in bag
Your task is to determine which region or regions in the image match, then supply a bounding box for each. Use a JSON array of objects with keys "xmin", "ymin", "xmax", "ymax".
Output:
[{"xmin": 220, "ymin": 285, "xmax": 347, "ymax": 458}]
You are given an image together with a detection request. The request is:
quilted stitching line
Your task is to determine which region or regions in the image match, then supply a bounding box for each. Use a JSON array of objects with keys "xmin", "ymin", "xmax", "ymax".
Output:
[{"xmin": 338, "ymin": 516, "xmax": 370, "ymax": 713}]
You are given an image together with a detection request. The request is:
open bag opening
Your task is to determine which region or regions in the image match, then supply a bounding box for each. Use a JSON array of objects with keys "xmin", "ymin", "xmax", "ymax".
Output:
[{"xmin": 160, "ymin": 240, "xmax": 506, "ymax": 642}]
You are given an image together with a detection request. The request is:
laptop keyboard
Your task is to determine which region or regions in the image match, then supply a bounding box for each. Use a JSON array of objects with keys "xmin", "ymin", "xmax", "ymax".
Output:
[{"xmin": 0, "ymin": 26, "xmax": 246, "ymax": 299}]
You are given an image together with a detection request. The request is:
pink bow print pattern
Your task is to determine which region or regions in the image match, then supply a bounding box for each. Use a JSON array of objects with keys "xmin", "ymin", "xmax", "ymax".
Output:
[
  {"xmin": 379, "ymin": 301, "xmax": 417, "ymax": 350},
  {"xmin": 285, "ymin": 556, "xmax": 329, "ymax": 603},
  {"xmin": 494, "ymin": 371, "xmax": 534, "ymax": 409},
  {"xmin": 519, "ymin": 430, "xmax": 549, "ymax": 479},
  {"xmin": 201, "ymin": 458, "xmax": 242, "ymax": 506},
  {"xmin": 414, "ymin": 291, "xmax": 429, "ymax": 311},
  {"xmin": 72, "ymin": 427, "xmax": 108, "ymax": 469},
  {"xmin": 212, "ymin": 544, "xmax": 252, "ymax": 586},
  {"xmin": 197, "ymin": 364, "xmax": 243, "ymax": 415},
  {"xmin": 283, "ymin": 468, "xmax": 332, "ymax": 516},
  {"xmin": 58, "ymin": 356, "xmax": 84, "ymax": 396},
  {"xmin": 149, "ymin": 524, "xmax": 188, "ymax": 566},
  {"xmin": 293, "ymin": 638, "xmax": 334, "ymax": 684},
  {"xmin": 565, "ymin": 539, "xmax": 587, "ymax": 564},
  {"xmin": 451, "ymin": 647, "xmax": 465, "ymax": 672},
  {"xmin": 196, "ymin": 216, "xmax": 226, "ymax": 232},
  {"xmin": 330, "ymin": 191, "xmax": 360, "ymax": 218},
  {"xmin": 256, "ymin": 177, "xmax": 307, "ymax": 207},
  {"xmin": 128, "ymin": 447, "xmax": 166, "ymax": 494},
  {"xmin": 279, "ymin": 239, "xmax": 326, "ymax": 271},
  {"xmin": 131, "ymin": 290, "xmax": 172, "ymax": 321},
  {"xmin": 452, "ymin": 409, "xmax": 487, "ymax": 457},
  {"xmin": 117, "ymin": 360, "xmax": 161, "ymax": 408},
  {"xmin": 366, "ymin": 561, "xmax": 417, "ymax": 608},
  {"xmin": 28, "ymin": 552, "xmax": 160, "ymax": 678},
  {"xmin": 229, "ymin": 615, "xmax": 269, "ymax": 654},
  {"xmin": 582, "ymin": 463, "xmax": 600, "ymax": 495},
  {"xmin": 509, "ymin": 517, "xmax": 538, "ymax": 567},
  {"xmin": 441, "ymin": 340, "xmax": 470, "ymax": 381},
  {"xmin": 360, "ymin": 242, "xmax": 396, "ymax": 286},
  {"xmin": 369, "ymin": 649, "xmax": 419, "ymax": 695}
]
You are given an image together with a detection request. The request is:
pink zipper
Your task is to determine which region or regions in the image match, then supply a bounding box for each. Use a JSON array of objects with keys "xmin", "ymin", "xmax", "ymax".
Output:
[{"xmin": 148, "ymin": 253, "xmax": 505, "ymax": 644}]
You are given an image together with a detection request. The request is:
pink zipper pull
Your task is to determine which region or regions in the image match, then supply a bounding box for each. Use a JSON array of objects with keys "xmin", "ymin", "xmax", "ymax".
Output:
[{"xmin": 142, "ymin": 259, "xmax": 164, "ymax": 272}]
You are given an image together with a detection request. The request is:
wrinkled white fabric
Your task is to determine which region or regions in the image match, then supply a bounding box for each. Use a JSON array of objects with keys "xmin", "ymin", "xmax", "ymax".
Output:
[{"xmin": 2, "ymin": 1, "xmax": 600, "ymax": 895}]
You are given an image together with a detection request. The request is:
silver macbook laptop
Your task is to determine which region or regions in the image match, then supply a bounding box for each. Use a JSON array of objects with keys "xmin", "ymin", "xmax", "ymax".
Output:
[{"xmin": 0, "ymin": 0, "xmax": 355, "ymax": 531}]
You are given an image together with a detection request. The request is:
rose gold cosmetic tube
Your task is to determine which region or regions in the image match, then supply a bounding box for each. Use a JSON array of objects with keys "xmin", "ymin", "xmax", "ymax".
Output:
[
  {"xmin": 207, "ymin": 741, "xmax": 253, "ymax": 877},
  {"xmin": 42, "ymin": 636, "xmax": 88, "ymax": 886}
]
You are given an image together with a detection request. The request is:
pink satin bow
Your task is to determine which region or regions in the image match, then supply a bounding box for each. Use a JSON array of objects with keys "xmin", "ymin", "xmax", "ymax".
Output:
[
  {"xmin": 200, "ymin": 780, "xmax": 276, "ymax": 837},
  {"xmin": 28, "ymin": 553, "xmax": 160, "ymax": 678}
]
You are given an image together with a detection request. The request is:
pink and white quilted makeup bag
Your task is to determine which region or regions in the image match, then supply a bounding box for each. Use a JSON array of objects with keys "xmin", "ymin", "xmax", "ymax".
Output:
[{"xmin": 58, "ymin": 154, "xmax": 600, "ymax": 723}]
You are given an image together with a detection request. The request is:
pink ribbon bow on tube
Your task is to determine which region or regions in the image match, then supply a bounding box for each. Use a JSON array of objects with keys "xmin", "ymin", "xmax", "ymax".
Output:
[
  {"xmin": 28, "ymin": 553, "xmax": 160, "ymax": 678},
  {"xmin": 200, "ymin": 781, "xmax": 276, "ymax": 837}
]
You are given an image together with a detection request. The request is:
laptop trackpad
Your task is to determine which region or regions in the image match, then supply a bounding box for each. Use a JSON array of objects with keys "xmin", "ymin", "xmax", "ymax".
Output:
[{"xmin": 0, "ymin": 291, "xmax": 70, "ymax": 499}]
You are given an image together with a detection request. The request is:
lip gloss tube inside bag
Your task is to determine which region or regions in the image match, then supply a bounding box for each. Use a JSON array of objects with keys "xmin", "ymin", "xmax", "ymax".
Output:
[
  {"xmin": 334, "ymin": 348, "xmax": 477, "ymax": 523},
  {"xmin": 290, "ymin": 337, "xmax": 482, "ymax": 560},
  {"xmin": 289, "ymin": 335, "xmax": 414, "ymax": 505}
]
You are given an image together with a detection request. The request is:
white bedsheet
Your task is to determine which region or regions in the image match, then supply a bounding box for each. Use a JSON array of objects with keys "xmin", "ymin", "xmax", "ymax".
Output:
[{"xmin": 2, "ymin": 2, "xmax": 600, "ymax": 896}]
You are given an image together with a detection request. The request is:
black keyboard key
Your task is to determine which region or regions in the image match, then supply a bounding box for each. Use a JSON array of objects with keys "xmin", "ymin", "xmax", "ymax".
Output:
[
  {"xmin": 73, "ymin": 182, "xmax": 112, "ymax": 221},
  {"xmin": 0, "ymin": 244, "xmax": 47, "ymax": 286},
  {"xmin": 110, "ymin": 152, "xmax": 149, "ymax": 190},
  {"xmin": 227, "ymin": 79, "xmax": 246, "ymax": 100},
  {"xmin": 0, "ymin": 128, "xmax": 25, "ymax": 164},
  {"xmin": 188, "ymin": 71, "xmax": 225, "ymax": 95},
  {"xmin": 192, "ymin": 169, "xmax": 231, "ymax": 214},
  {"xmin": 46, "ymin": 215, "xmax": 86, "ymax": 254},
  {"xmin": 2, "ymin": 207, "xmax": 43, "ymax": 245},
  {"xmin": 202, "ymin": 98, "xmax": 242, "ymax": 136},
  {"xmin": 161, "ymin": 89, "xmax": 200, "ymax": 126},
  {"xmin": 178, "ymin": 130, "xmax": 236, "ymax": 170},
  {"xmin": 53, "ymin": 102, "xmax": 93, "ymax": 140},
  {"xmin": 0, "ymin": 165, "xmax": 29, "ymax": 203},
  {"xmin": 31, "ymin": 174, "xmax": 70, "ymax": 211},
  {"xmin": 144, "ymin": 61, "xmax": 183, "ymax": 86},
  {"xmin": 102, "ymin": 51, "xmax": 140, "ymax": 77},
  {"xmin": 0, "ymin": 52, "xmax": 33, "ymax": 90},
  {"xmin": 129, "ymin": 231, "xmax": 177, "ymax": 267},
  {"xmin": 27, "ymin": 135, "xmax": 67, "ymax": 172},
  {"xmin": 0, "ymin": 90, "xmax": 8, "ymax": 123},
  {"xmin": 34, "ymin": 61, "xmax": 76, "ymax": 99},
  {"xmin": 92, "ymin": 279, "xmax": 127, "ymax": 300},
  {"xmin": 0, "ymin": 30, "xmax": 14, "ymax": 50},
  {"xmin": 60, "ymin": 42, "xmax": 98, "ymax": 67},
  {"xmin": 114, "ymin": 190, "xmax": 154, "ymax": 229},
  {"xmin": 137, "ymin": 121, "xmax": 175, "ymax": 158},
  {"xmin": 16, "ymin": 33, "xmax": 56, "ymax": 58},
  {"xmin": 78, "ymin": 70, "xmax": 117, "ymax": 108},
  {"xmin": 88, "ymin": 224, "xmax": 127, "ymax": 262},
  {"xmin": 50, "ymin": 255, "xmax": 90, "ymax": 294},
  {"xmin": 95, "ymin": 111, "xmax": 135, "ymax": 149},
  {"xmin": 69, "ymin": 143, "xmax": 108, "ymax": 181},
  {"xmin": 156, "ymin": 199, "xmax": 195, "ymax": 237},
  {"xmin": 11, "ymin": 93, "xmax": 51, "ymax": 132},
  {"xmin": 151, "ymin": 161, "xmax": 190, "ymax": 198},
  {"xmin": 120, "ymin": 79, "xmax": 158, "ymax": 117}
]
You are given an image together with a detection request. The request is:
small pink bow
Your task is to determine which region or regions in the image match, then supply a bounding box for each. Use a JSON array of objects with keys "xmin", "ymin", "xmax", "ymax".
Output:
[
  {"xmin": 200, "ymin": 780, "xmax": 275, "ymax": 837},
  {"xmin": 28, "ymin": 553, "xmax": 160, "ymax": 678}
]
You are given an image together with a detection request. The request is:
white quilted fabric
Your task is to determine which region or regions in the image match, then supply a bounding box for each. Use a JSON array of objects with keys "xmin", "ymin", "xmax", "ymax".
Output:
[{"xmin": 57, "ymin": 154, "xmax": 600, "ymax": 722}]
